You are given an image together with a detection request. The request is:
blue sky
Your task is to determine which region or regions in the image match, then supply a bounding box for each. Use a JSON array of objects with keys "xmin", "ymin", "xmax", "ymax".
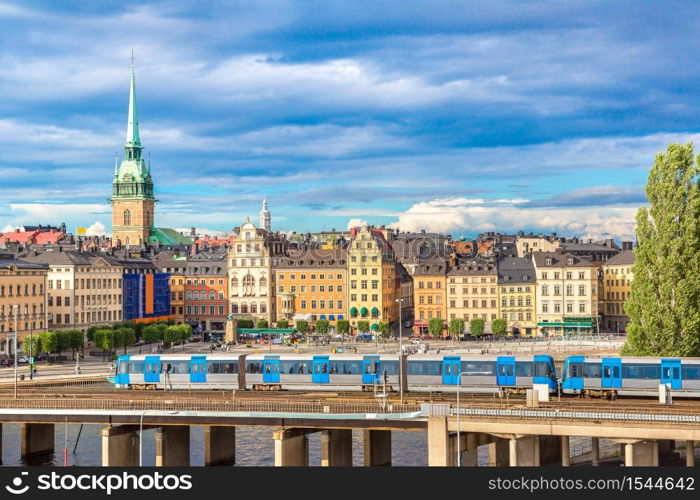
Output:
[{"xmin": 1, "ymin": 1, "xmax": 700, "ymax": 240}]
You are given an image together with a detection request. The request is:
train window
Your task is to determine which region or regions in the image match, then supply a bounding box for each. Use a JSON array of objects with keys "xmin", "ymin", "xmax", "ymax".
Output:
[
  {"xmin": 498, "ymin": 365, "xmax": 506, "ymax": 376},
  {"xmin": 507, "ymin": 365, "xmax": 514, "ymax": 376},
  {"xmin": 271, "ymin": 364, "xmax": 279, "ymax": 373},
  {"xmin": 407, "ymin": 361, "xmax": 441, "ymax": 376},
  {"xmin": 683, "ymin": 366, "xmax": 700, "ymax": 380},
  {"xmin": 535, "ymin": 362, "xmax": 552, "ymax": 378},
  {"xmin": 612, "ymin": 366, "xmax": 620, "ymax": 378},
  {"xmin": 207, "ymin": 362, "xmax": 238, "ymax": 374},
  {"xmin": 461, "ymin": 362, "xmax": 495, "ymax": 375},
  {"xmin": 126, "ymin": 362, "xmax": 144, "ymax": 374},
  {"xmin": 603, "ymin": 366, "xmax": 611, "ymax": 378},
  {"xmin": 673, "ymin": 367, "xmax": 680, "ymax": 379},
  {"xmin": 583, "ymin": 363, "xmax": 601, "ymax": 378},
  {"xmin": 382, "ymin": 362, "xmax": 398, "ymax": 375},
  {"xmin": 365, "ymin": 363, "xmax": 378, "ymax": 374},
  {"xmin": 246, "ymin": 361, "xmax": 262, "ymax": 373},
  {"xmin": 622, "ymin": 364, "xmax": 659, "ymax": 379},
  {"xmin": 322, "ymin": 364, "xmax": 328, "ymax": 374},
  {"xmin": 515, "ymin": 362, "xmax": 533, "ymax": 377},
  {"xmin": 330, "ymin": 361, "xmax": 362, "ymax": 374},
  {"xmin": 164, "ymin": 361, "xmax": 190, "ymax": 374},
  {"xmin": 117, "ymin": 362, "xmax": 128, "ymax": 374},
  {"xmin": 568, "ymin": 363, "xmax": 582, "ymax": 378},
  {"xmin": 264, "ymin": 364, "xmax": 271, "ymax": 373}
]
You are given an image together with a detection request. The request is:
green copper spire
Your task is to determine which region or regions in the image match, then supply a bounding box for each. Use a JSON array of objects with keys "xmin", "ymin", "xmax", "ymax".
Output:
[{"xmin": 125, "ymin": 49, "xmax": 141, "ymax": 149}]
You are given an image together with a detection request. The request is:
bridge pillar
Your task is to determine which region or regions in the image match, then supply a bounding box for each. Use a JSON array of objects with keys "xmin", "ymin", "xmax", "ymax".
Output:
[
  {"xmin": 363, "ymin": 430, "xmax": 391, "ymax": 466},
  {"xmin": 101, "ymin": 425, "xmax": 139, "ymax": 466},
  {"xmin": 508, "ymin": 435, "xmax": 541, "ymax": 466},
  {"xmin": 686, "ymin": 441, "xmax": 695, "ymax": 467},
  {"xmin": 20, "ymin": 423, "xmax": 54, "ymax": 459},
  {"xmin": 273, "ymin": 429, "xmax": 310, "ymax": 466},
  {"xmin": 155, "ymin": 426, "xmax": 190, "ymax": 466},
  {"xmin": 486, "ymin": 438, "xmax": 510, "ymax": 466},
  {"xmin": 204, "ymin": 426, "xmax": 235, "ymax": 466},
  {"xmin": 427, "ymin": 417, "xmax": 448, "ymax": 466},
  {"xmin": 561, "ymin": 436, "xmax": 570, "ymax": 466},
  {"xmin": 450, "ymin": 432, "xmax": 477, "ymax": 466},
  {"xmin": 539, "ymin": 436, "xmax": 561, "ymax": 465},
  {"xmin": 320, "ymin": 429, "xmax": 352, "ymax": 466},
  {"xmin": 591, "ymin": 437, "xmax": 600, "ymax": 466},
  {"xmin": 624, "ymin": 441, "xmax": 657, "ymax": 467}
]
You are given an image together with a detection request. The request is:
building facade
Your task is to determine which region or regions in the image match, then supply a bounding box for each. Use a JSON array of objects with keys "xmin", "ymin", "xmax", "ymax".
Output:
[
  {"xmin": 446, "ymin": 260, "xmax": 499, "ymax": 334},
  {"xmin": 185, "ymin": 251, "xmax": 228, "ymax": 332},
  {"xmin": 274, "ymin": 248, "xmax": 347, "ymax": 328},
  {"xmin": 497, "ymin": 257, "xmax": 537, "ymax": 336},
  {"xmin": 0, "ymin": 256, "xmax": 47, "ymax": 354},
  {"xmin": 120, "ymin": 258, "xmax": 170, "ymax": 322},
  {"xmin": 533, "ymin": 251, "xmax": 599, "ymax": 335},
  {"xmin": 601, "ymin": 249, "xmax": 634, "ymax": 332},
  {"xmin": 412, "ymin": 259, "xmax": 447, "ymax": 335},
  {"xmin": 154, "ymin": 252, "xmax": 188, "ymax": 324}
]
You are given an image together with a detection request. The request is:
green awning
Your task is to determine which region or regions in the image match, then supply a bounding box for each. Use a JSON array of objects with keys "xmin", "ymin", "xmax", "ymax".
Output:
[
  {"xmin": 537, "ymin": 322, "xmax": 592, "ymax": 328},
  {"xmin": 360, "ymin": 307, "xmax": 368, "ymax": 316},
  {"xmin": 371, "ymin": 323, "xmax": 379, "ymax": 330},
  {"xmin": 350, "ymin": 307, "xmax": 358, "ymax": 315},
  {"xmin": 371, "ymin": 307, "xmax": 379, "ymax": 317}
]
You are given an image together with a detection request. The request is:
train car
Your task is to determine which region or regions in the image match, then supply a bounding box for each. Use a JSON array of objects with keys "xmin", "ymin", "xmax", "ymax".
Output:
[
  {"xmin": 243, "ymin": 354, "xmax": 401, "ymax": 391},
  {"xmin": 114, "ymin": 354, "xmax": 246, "ymax": 390},
  {"xmin": 405, "ymin": 354, "xmax": 558, "ymax": 393},
  {"xmin": 561, "ymin": 356, "xmax": 700, "ymax": 398}
]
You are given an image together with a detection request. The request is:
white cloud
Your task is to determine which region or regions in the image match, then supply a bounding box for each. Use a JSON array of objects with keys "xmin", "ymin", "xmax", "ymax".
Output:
[
  {"xmin": 2, "ymin": 224, "xmax": 20, "ymax": 233},
  {"xmin": 85, "ymin": 221, "xmax": 108, "ymax": 236},
  {"xmin": 175, "ymin": 227, "xmax": 230, "ymax": 238},
  {"xmin": 347, "ymin": 218, "xmax": 369, "ymax": 230},
  {"xmin": 388, "ymin": 197, "xmax": 639, "ymax": 241}
]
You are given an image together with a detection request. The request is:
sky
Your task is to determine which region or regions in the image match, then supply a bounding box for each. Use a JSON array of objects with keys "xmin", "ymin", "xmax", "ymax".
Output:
[{"xmin": 1, "ymin": 1, "xmax": 700, "ymax": 241}]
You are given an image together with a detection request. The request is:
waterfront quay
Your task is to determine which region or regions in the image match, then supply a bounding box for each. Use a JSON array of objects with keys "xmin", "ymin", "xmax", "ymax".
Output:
[{"xmin": 0, "ymin": 374, "xmax": 697, "ymax": 467}]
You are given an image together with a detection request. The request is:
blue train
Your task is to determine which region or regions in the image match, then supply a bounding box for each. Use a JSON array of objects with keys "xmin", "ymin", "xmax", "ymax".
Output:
[
  {"xmin": 113, "ymin": 353, "xmax": 559, "ymax": 393},
  {"xmin": 561, "ymin": 356, "xmax": 700, "ymax": 398}
]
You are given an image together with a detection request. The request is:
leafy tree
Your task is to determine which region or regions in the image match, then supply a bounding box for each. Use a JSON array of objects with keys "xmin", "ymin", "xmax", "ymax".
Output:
[
  {"xmin": 22, "ymin": 336, "xmax": 40, "ymax": 358},
  {"xmin": 336, "ymin": 319, "xmax": 350, "ymax": 334},
  {"xmin": 428, "ymin": 318, "xmax": 444, "ymax": 339},
  {"xmin": 449, "ymin": 318, "xmax": 465, "ymax": 338},
  {"xmin": 237, "ymin": 319, "xmax": 254, "ymax": 328},
  {"xmin": 142, "ymin": 325, "xmax": 160, "ymax": 344},
  {"xmin": 256, "ymin": 319, "xmax": 269, "ymax": 329},
  {"xmin": 62, "ymin": 330, "xmax": 84, "ymax": 358},
  {"xmin": 276, "ymin": 319, "xmax": 289, "ymax": 329},
  {"xmin": 86, "ymin": 326, "xmax": 99, "ymax": 342},
  {"xmin": 377, "ymin": 321, "xmax": 391, "ymax": 337},
  {"xmin": 164, "ymin": 326, "xmax": 179, "ymax": 348},
  {"xmin": 469, "ymin": 318, "xmax": 485, "ymax": 337},
  {"xmin": 39, "ymin": 331, "xmax": 58, "ymax": 354},
  {"xmin": 315, "ymin": 319, "xmax": 330, "ymax": 334},
  {"xmin": 155, "ymin": 322, "xmax": 168, "ymax": 340},
  {"xmin": 94, "ymin": 329, "xmax": 115, "ymax": 358},
  {"xmin": 357, "ymin": 320, "xmax": 370, "ymax": 333},
  {"xmin": 492, "ymin": 318, "xmax": 508, "ymax": 337},
  {"xmin": 295, "ymin": 320, "xmax": 310, "ymax": 334},
  {"xmin": 116, "ymin": 327, "xmax": 136, "ymax": 354},
  {"xmin": 623, "ymin": 143, "xmax": 700, "ymax": 356},
  {"xmin": 55, "ymin": 331, "xmax": 71, "ymax": 356}
]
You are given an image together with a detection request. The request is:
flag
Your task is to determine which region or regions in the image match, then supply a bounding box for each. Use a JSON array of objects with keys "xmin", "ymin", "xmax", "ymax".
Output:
[{"xmin": 76, "ymin": 227, "xmax": 87, "ymax": 235}]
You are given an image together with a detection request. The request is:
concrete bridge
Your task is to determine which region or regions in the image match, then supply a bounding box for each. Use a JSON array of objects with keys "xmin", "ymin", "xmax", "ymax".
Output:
[{"xmin": 0, "ymin": 398, "xmax": 697, "ymax": 467}]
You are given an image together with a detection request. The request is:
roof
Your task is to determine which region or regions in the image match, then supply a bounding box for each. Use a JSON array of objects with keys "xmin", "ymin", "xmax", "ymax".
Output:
[
  {"xmin": 0, "ymin": 255, "xmax": 48, "ymax": 271},
  {"xmin": 497, "ymin": 257, "xmax": 536, "ymax": 284},
  {"xmin": 186, "ymin": 250, "xmax": 227, "ymax": 276},
  {"xmin": 413, "ymin": 259, "xmax": 448, "ymax": 276},
  {"xmin": 605, "ymin": 249, "xmax": 635, "ymax": 266},
  {"xmin": 148, "ymin": 227, "xmax": 193, "ymax": 246},
  {"xmin": 276, "ymin": 248, "xmax": 347, "ymax": 269},
  {"xmin": 532, "ymin": 251, "xmax": 595, "ymax": 268},
  {"xmin": 20, "ymin": 250, "xmax": 122, "ymax": 268},
  {"xmin": 447, "ymin": 258, "xmax": 497, "ymax": 276}
]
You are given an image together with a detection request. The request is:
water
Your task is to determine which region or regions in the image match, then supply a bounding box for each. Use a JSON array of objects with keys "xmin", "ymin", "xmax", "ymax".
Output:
[{"xmin": 1, "ymin": 424, "xmax": 430, "ymax": 466}]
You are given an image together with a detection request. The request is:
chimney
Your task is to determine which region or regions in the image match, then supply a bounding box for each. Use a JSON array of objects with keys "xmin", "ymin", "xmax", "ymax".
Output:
[{"xmin": 622, "ymin": 241, "xmax": 633, "ymax": 251}]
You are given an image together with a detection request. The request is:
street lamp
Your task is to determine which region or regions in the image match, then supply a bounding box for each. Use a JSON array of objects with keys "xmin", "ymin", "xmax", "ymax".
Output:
[
  {"xmin": 456, "ymin": 371, "xmax": 470, "ymax": 466},
  {"xmin": 12, "ymin": 305, "xmax": 19, "ymax": 399},
  {"xmin": 395, "ymin": 298, "xmax": 404, "ymax": 405}
]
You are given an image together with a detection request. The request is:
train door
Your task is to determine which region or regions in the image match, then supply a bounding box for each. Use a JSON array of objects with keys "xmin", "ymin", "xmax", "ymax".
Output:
[
  {"xmin": 312, "ymin": 356, "xmax": 330, "ymax": 384},
  {"xmin": 263, "ymin": 357, "xmax": 281, "ymax": 383},
  {"xmin": 144, "ymin": 356, "xmax": 161, "ymax": 383},
  {"xmin": 661, "ymin": 359, "xmax": 682, "ymax": 389},
  {"xmin": 190, "ymin": 356, "xmax": 207, "ymax": 383},
  {"xmin": 496, "ymin": 356, "xmax": 515, "ymax": 386},
  {"xmin": 601, "ymin": 358, "xmax": 621, "ymax": 388},
  {"xmin": 362, "ymin": 356, "xmax": 380, "ymax": 385},
  {"xmin": 442, "ymin": 356, "xmax": 461, "ymax": 385}
]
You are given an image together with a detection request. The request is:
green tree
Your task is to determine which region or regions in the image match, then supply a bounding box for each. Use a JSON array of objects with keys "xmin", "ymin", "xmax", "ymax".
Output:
[
  {"xmin": 357, "ymin": 320, "xmax": 370, "ymax": 333},
  {"xmin": 116, "ymin": 327, "xmax": 136, "ymax": 354},
  {"xmin": 94, "ymin": 329, "xmax": 115, "ymax": 359},
  {"xmin": 39, "ymin": 331, "xmax": 58, "ymax": 354},
  {"xmin": 428, "ymin": 318, "xmax": 444, "ymax": 339},
  {"xmin": 377, "ymin": 321, "xmax": 391, "ymax": 337},
  {"xmin": 256, "ymin": 319, "xmax": 269, "ymax": 329},
  {"xmin": 492, "ymin": 318, "xmax": 508, "ymax": 337},
  {"xmin": 176, "ymin": 324, "xmax": 192, "ymax": 348},
  {"xmin": 164, "ymin": 326, "xmax": 179, "ymax": 348},
  {"xmin": 295, "ymin": 320, "xmax": 310, "ymax": 334},
  {"xmin": 62, "ymin": 330, "xmax": 84, "ymax": 359},
  {"xmin": 336, "ymin": 319, "xmax": 350, "ymax": 335},
  {"xmin": 55, "ymin": 331, "xmax": 71, "ymax": 356},
  {"xmin": 22, "ymin": 336, "xmax": 40, "ymax": 359},
  {"xmin": 238, "ymin": 319, "xmax": 254, "ymax": 328},
  {"xmin": 469, "ymin": 318, "xmax": 485, "ymax": 337},
  {"xmin": 315, "ymin": 319, "xmax": 330, "ymax": 334},
  {"xmin": 276, "ymin": 319, "xmax": 289, "ymax": 329},
  {"xmin": 449, "ymin": 318, "xmax": 465, "ymax": 338},
  {"xmin": 142, "ymin": 325, "xmax": 160, "ymax": 344},
  {"xmin": 86, "ymin": 326, "xmax": 99, "ymax": 342},
  {"xmin": 623, "ymin": 143, "xmax": 700, "ymax": 356}
]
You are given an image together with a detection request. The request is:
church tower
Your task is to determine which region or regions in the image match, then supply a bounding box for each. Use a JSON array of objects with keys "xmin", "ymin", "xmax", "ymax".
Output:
[
  {"xmin": 259, "ymin": 197, "xmax": 271, "ymax": 232},
  {"xmin": 111, "ymin": 53, "xmax": 155, "ymax": 248}
]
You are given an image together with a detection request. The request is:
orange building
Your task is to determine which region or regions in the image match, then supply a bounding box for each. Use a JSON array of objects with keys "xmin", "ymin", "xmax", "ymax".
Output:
[
  {"xmin": 274, "ymin": 248, "xmax": 347, "ymax": 328},
  {"xmin": 412, "ymin": 259, "xmax": 448, "ymax": 335}
]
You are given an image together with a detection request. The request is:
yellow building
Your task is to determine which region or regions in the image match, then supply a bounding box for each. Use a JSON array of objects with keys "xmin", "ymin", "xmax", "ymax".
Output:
[
  {"xmin": 497, "ymin": 257, "xmax": 537, "ymax": 336},
  {"xmin": 0, "ymin": 257, "xmax": 47, "ymax": 355},
  {"xmin": 601, "ymin": 249, "xmax": 634, "ymax": 332},
  {"xmin": 412, "ymin": 259, "xmax": 447, "ymax": 336},
  {"xmin": 516, "ymin": 233, "xmax": 561, "ymax": 257},
  {"xmin": 347, "ymin": 226, "xmax": 399, "ymax": 332},
  {"xmin": 446, "ymin": 260, "xmax": 499, "ymax": 333},
  {"xmin": 274, "ymin": 248, "xmax": 347, "ymax": 328}
]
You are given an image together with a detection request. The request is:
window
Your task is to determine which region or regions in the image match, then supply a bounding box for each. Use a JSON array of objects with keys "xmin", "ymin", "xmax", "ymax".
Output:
[{"xmin": 123, "ymin": 209, "xmax": 131, "ymax": 225}]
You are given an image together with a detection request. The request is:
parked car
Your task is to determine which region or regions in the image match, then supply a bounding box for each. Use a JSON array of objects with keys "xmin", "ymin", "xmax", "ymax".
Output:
[{"xmin": 17, "ymin": 355, "xmax": 29, "ymax": 364}]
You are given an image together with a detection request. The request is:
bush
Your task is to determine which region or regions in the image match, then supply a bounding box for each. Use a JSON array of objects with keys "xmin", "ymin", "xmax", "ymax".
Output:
[
  {"xmin": 39, "ymin": 331, "xmax": 58, "ymax": 354},
  {"xmin": 86, "ymin": 326, "xmax": 99, "ymax": 342},
  {"xmin": 295, "ymin": 320, "xmax": 310, "ymax": 333},
  {"xmin": 449, "ymin": 318, "xmax": 465, "ymax": 337},
  {"xmin": 315, "ymin": 319, "xmax": 330, "ymax": 334},
  {"xmin": 336, "ymin": 319, "xmax": 350, "ymax": 334},
  {"xmin": 116, "ymin": 327, "xmax": 136, "ymax": 354},
  {"xmin": 276, "ymin": 319, "xmax": 289, "ymax": 329},
  {"xmin": 428, "ymin": 318, "xmax": 444, "ymax": 339},
  {"xmin": 357, "ymin": 320, "xmax": 370, "ymax": 333},
  {"xmin": 378, "ymin": 321, "xmax": 391, "ymax": 337},
  {"xmin": 237, "ymin": 319, "xmax": 254, "ymax": 329},
  {"xmin": 142, "ymin": 325, "xmax": 160, "ymax": 344},
  {"xmin": 256, "ymin": 319, "xmax": 269, "ymax": 329}
]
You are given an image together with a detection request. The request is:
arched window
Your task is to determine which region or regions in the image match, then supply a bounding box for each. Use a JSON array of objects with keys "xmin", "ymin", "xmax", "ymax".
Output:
[
  {"xmin": 243, "ymin": 275, "xmax": 255, "ymax": 296},
  {"xmin": 259, "ymin": 277, "xmax": 267, "ymax": 290},
  {"xmin": 123, "ymin": 209, "xmax": 131, "ymax": 226}
]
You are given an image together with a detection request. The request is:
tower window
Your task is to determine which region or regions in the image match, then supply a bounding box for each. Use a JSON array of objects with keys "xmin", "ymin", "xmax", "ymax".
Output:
[{"xmin": 123, "ymin": 209, "xmax": 131, "ymax": 226}]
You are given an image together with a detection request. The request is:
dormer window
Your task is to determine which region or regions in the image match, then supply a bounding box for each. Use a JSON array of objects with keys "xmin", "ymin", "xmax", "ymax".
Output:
[
  {"xmin": 545, "ymin": 258, "xmax": 552, "ymax": 265},
  {"xmin": 567, "ymin": 258, "xmax": 574, "ymax": 265},
  {"xmin": 522, "ymin": 275, "xmax": 529, "ymax": 281}
]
